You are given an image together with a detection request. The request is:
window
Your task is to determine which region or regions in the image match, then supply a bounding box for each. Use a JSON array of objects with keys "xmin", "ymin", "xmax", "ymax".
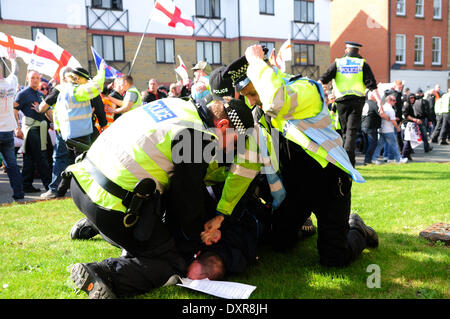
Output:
[
  {"xmin": 395, "ymin": 34, "xmax": 406, "ymax": 64},
  {"xmin": 432, "ymin": 37, "xmax": 441, "ymax": 65},
  {"xmin": 433, "ymin": 0, "xmax": 442, "ymax": 19},
  {"xmin": 196, "ymin": 0, "xmax": 220, "ymax": 18},
  {"xmin": 414, "ymin": 35, "xmax": 424, "ymax": 65},
  {"xmin": 92, "ymin": 0, "xmax": 123, "ymax": 10},
  {"xmin": 196, "ymin": 41, "xmax": 221, "ymax": 64},
  {"xmin": 415, "ymin": 0, "xmax": 424, "ymax": 17},
  {"xmin": 156, "ymin": 39, "xmax": 174, "ymax": 63},
  {"xmin": 396, "ymin": 0, "xmax": 406, "ymax": 16},
  {"xmin": 259, "ymin": 41, "xmax": 275, "ymax": 54},
  {"xmin": 293, "ymin": 44, "xmax": 314, "ymax": 66},
  {"xmin": 294, "ymin": 0, "xmax": 314, "ymax": 23},
  {"xmin": 92, "ymin": 34, "xmax": 124, "ymax": 61},
  {"xmin": 32, "ymin": 27, "xmax": 57, "ymax": 43},
  {"xmin": 259, "ymin": 0, "xmax": 274, "ymax": 15}
]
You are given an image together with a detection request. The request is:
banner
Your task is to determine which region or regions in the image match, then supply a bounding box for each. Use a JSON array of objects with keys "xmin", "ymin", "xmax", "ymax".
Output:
[
  {"xmin": 91, "ymin": 46, "xmax": 122, "ymax": 79},
  {"xmin": 28, "ymin": 31, "xmax": 81, "ymax": 81},
  {"xmin": 174, "ymin": 55, "xmax": 189, "ymax": 85},
  {"xmin": 152, "ymin": 0, "xmax": 195, "ymax": 33},
  {"xmin": 0, "ymin": 32, "xmax": 34, "ymax": 64}
]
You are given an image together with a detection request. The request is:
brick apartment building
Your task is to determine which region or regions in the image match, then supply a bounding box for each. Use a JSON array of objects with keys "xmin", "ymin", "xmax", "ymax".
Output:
[
  {"xmin": 330, "ymin": 0, "xmax": 449, "ymax": 92},
  {"xmin": 0, "ymin": 0, "xmax": 331, "ymax": 92}
]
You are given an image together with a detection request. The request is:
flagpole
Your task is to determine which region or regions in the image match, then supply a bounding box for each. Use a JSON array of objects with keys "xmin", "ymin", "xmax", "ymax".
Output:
[
  {"xmin": 0, "ymin": 56, "xmax": 12, "ymax": 74},
  {"xmin": 129, "ymin": 10, "xmax": 153, "ymax": 75}
]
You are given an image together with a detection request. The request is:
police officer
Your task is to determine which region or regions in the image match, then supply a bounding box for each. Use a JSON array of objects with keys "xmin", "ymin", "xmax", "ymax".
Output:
[
  {"xmin": 106, "ymin": 75, "xmax": 142, "ymax": 115},
  {"xmin": 68, "ymin": 96, "xmax": 258, "ymax": 298},
  {"xmin": 222, "ymin": 44, "xmax": 378, "ymax": 268},
  {"xmin": 319, "ymin": 41, "xmax": 383, "ymax": 166}
]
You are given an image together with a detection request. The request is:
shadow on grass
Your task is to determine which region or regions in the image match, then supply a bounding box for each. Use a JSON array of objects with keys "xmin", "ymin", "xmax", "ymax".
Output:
[{"xmin": 231, "ymin": 231, "xmax": 449, "ymax": 299}]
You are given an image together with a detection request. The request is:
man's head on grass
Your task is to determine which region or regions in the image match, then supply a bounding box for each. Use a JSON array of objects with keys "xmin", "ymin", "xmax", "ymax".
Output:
[{"xmin": 187, "ymin": 251, "xmax": 225, "ymax": 280}]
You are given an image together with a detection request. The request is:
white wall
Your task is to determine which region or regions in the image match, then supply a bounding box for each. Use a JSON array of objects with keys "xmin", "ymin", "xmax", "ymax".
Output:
[
  {"xmin": 390, "ymin": 69, "xmax": 449, "ymax": 92},
  {"xmin": 0, "ymin": 0, "xmax": 331, "ymax": 41},
  {"xmin": 1, "ymin": 0, "xmax": 86, "ymax": 27}
]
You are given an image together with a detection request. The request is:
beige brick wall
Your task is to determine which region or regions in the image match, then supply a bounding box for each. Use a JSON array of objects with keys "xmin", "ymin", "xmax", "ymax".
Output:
[{"xmin": 1, "ymin": 22, "xmax": 330, "ymax": 92}]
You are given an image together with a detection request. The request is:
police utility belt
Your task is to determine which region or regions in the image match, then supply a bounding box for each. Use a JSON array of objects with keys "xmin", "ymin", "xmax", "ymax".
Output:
[{"xmin": 84, "ymin": 157, "xmax": 157, "ymax": 228}]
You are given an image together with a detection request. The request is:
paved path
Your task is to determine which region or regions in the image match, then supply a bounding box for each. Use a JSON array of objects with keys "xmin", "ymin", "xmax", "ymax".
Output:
[{"xmin": 1, "ymin": 143, "xmax": 449, "ymax": 206}]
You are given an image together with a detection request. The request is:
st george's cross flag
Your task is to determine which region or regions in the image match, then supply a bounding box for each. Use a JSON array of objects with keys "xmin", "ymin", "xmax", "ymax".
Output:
[
  {"xmin": 0, "ymin": 32, "xmax": 35, "ymax": 64},
  {"xmin": 152, "ymin": 0, "xmax": 195, "ymax": 33},
  {"xmin": 28, "ymin": 31, "xmax": 81, "ymax": 82},
  {"xmin": 174, "ymin": 55, "xmax": 189, "ymax": 85}
]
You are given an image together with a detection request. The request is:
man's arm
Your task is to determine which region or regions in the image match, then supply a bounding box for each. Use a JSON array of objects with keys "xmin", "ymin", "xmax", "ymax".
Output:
[
  {"xmin": 13, "ymin": 109, "xmax": 23, "ymax": 139},
  {"xmin": 74, "ymin": 61, "xmax": 106, "ymax": 102},
  {"xmin": 318, "ymin": 61, "xmax": 337, "ymax": 85},
  {"xmin": 111, "ymin": 91, "xmax": 135, "ymax": 114}
]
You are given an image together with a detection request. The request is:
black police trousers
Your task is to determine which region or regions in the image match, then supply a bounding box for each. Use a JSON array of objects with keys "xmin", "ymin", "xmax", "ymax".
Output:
[
  {"xmin": 70, "ymin": 178, "xmax": 186, "ymax": 298},
  {"xmin": 336, "ymin": 97, "xmax": 365, "ymax": 166},
  {"xmin": 272, "ymin": 136, "xmax": 367, "ymax": 267}
]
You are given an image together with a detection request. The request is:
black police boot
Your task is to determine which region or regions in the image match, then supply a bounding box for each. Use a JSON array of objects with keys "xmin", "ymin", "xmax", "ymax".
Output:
[
  {"xmin": 297, "ymin": 217, "xmax": 316, "ymax": 240},
  {"xmin": 349, "ymin": 214, "xmax": 379, "ymax": 248},
  {"xmin": 71, "ymin": 262, "xmax": 116, "ymax": 299},
  {"xmin": 70, "ymin": 218, "xmax": 100, "ymax": 240}
]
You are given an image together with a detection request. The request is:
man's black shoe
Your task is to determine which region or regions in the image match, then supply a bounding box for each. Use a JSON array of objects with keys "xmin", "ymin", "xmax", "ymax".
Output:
[
  {"xmin": 425, "ymin": 146, "xmax": 433, "ymax": 153},
  {"xmin": 71, "ymin": 263, "xmax": 116, "ymax": 299},
  {"xmin": 439, "ymin": 140, "xmax": 448, "ymax": 145},
  {"xmin": 23, "ymin": 186, "xmax": 41, "ymax": 193},
  {"xmin": 298, "ymin": 217, "xmax": 316, "ymax": 240},
  {"xmin": 349, "ymin": 214, "xmax": 379, "ymax": 248},
  {"xmin": 70, "ymin": 218, "xmax": 99, "ymax": 240}
]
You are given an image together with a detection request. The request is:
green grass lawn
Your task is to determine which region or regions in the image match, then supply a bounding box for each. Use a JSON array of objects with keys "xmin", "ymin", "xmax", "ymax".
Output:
[{"xmin": 0, "ymin": 162, "xmax": 448, "ymax": 299}]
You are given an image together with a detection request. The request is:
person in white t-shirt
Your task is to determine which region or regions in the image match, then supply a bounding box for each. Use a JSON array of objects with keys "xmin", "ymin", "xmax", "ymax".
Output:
[
  {"xmin": 0, "ymin": 50, "xmax": 24, "ymax": 200},
  {"xmin": 371, "ymin": 95, "xmax": 408, "ymax": 164}
]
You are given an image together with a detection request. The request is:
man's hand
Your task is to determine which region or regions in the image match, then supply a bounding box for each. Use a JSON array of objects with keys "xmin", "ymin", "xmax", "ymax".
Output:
[
  {"xmin": 200, "ymin": 215, "xmax": 225, "ymax": 246},
  {"xmin": 31, "ymin": 101, "xmax": 40, "ymax": 113},
  {"xmin": 203, "ymin": 215, "xmax": 224, "ymax": 232},
  {"xmin": 7, "ymin": 49, "xmax": 17, "ymax": 60},
  {"xmin": 201, "ymin": 229, "xmax": 221, "ymax": 246},
  {"xmin": 14, "ymin": 127, "xmax": 23, "ymax": 139},
  {"xmin": 245, "ymin": 45, "xmax": 265, "ymax": 64}
]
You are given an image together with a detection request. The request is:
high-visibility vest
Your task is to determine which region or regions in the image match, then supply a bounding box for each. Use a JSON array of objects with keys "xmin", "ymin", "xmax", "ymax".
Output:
[
  {"xmin": 202, "ymin": 99, "xmax": 262, "ymax": 215},
  {"xmin": 435, "ymin": 92, "xmax": 449, "ymax": 114},
  {"xmin": 55, "ymin": 69, "xmax": 105, "ymax": 140},
  {"xmin": 328, "ymin": 103, "xmax": 341, "ymax": 130},
  {"xmin": 51, "ymin": 84, "xmax": 62, "ymax": 132},
  {"xmin": 68, "ymin": 98, "xmax": 218, "ymax": 212},
  {"xmin": 247, "ymin": 59, "xmax": 365, "ymax": 183},
  {"xmin": 333, "ymin": 57, "xmax": 366, "ymax": 99},
  {"xmin": 56, "ymin": 85, "xmax": 93, "ymax": 140},
  {"xmin": 95, "ymin": 96, "xmax": 115, "ymax": 133},
  {"xmin": 127, "ymin": 86, "xmax": 143, "ymax": 111}
]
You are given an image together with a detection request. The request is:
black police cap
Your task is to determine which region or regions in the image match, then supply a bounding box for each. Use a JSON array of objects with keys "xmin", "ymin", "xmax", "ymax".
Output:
[
  {"xmin": 209, "ymin": 66, "xmax": 235, "ymax": 98},
  {"xmin": 71, "ymin": 67, "xmax": 91, "ymax": 80},
  {"xmin": 223, "ymin": 56, "xmax": 250, "ymax": 92}
]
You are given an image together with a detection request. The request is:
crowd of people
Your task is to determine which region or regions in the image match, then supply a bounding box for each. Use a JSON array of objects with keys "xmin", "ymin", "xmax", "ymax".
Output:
[
  {"xmin": 325, "ymin": 81, "xmax": 448, "ymax": 165},
  {"xmin": 0, "ymin": 41, "xmax": 448, "ymax": 300}
]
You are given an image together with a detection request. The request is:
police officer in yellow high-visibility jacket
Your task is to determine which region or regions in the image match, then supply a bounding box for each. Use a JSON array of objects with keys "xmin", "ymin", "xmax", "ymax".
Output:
[
  {"xmin": 107, "ymin": 74, "xmax": 142, "ymax": 116},
  {"xmin": 67, "ymin": 96, "xmax": 259, "ymax": 298},
  {"xmin": 228, "ymin": 44, "xmax": 379, "ymax": 268},
  {"xmin": 319, "ymin": 41, "xmax": 383, "ymax": 166}
]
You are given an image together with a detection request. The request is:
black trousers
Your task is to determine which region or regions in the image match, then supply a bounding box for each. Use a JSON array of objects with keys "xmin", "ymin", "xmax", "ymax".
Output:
[
  {"xmin": 70, "ymin": 178, "xmax": 186, "ymax": 298},
  {"xmin": 273, "ymin": 136, "xmax": 366, "ymax": 267},
  {"xmin": 336, "ymin": 97, "xmax": 365, "ymax": 166}
]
